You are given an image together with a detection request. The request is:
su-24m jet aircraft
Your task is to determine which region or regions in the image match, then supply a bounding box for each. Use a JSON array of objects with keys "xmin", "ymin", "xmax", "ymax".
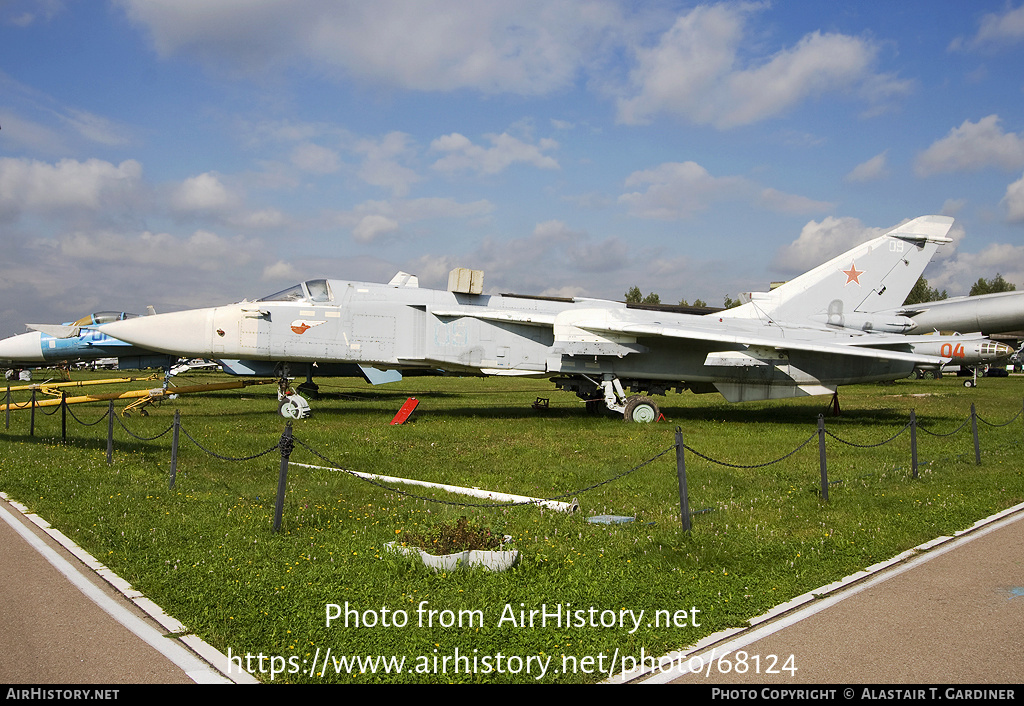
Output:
[{"xmin": 100, "ymin": 215, "xmax": 1003, "ymax": 421}]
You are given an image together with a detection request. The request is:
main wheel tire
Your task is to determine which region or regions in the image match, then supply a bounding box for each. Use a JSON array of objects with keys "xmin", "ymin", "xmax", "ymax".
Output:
[
  {"xmin": 963, "ymin": 379, "xmax": 975, "ymax": 388},
  {"xmin": 623, "ymin": 396, "xmax": 659, "ymax": 423}
]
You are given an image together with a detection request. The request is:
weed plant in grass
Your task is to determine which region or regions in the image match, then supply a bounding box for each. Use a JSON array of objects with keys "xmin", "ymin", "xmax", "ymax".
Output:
[
  {"xmin": 1, "ymin": 371, "xmax": 1022, "ymax": 682},
  {"xmin": 400, "ymin": 516, "xmax": 506, "ymax": 555}
]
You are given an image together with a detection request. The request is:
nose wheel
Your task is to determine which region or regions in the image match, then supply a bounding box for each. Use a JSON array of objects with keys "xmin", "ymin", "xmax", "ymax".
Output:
[
  {"xmin": 278, "ymin": 394, "xmax": 312, "ymax": 419},
  {"xmin": 277, "ymin": 369, "xmax": 312, "ymax": 418}
]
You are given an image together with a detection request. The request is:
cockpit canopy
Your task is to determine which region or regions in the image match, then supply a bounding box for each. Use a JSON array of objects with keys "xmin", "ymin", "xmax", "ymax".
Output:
[
  {"xmin": 71, "ymin": 312, "xmax": 142, "ymax": 326},
  {"xmin": 257, "ymin": 279, "xmax": 333, "ymax": 304}
]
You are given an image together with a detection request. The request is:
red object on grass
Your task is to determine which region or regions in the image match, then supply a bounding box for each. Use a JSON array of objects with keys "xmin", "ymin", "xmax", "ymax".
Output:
[{"xmin": 390, "ymin": 397, "xmax": 419, "ymax": 425}]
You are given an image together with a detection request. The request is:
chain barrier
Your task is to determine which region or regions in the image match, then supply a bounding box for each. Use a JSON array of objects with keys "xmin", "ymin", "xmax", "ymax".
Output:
[
  {"xmin": 7, "ymin": 390, "xmax": 1023, "ymax": 528},
  {"xmin": 113, "ymin": 413, "xmax": 175, "ymax": 442},
  {"xmin": 682, "ymin": 432, "xmax": 816, "ymax": 469},
  {"xmin": 978, "ymin": 408, "xmax": 1023, "ymax": 428},
  {"xmin": 825, "ymin": 422, "xmax": 910, "ymax": 448},
  {"xmin": 178, "ymin": 425, "xmax": 282, "ymax": 462},
  {"xmin": 918, "ymin": 415, "xmax": 972, "ymax": 437},
  {"xmin": 64, "ymin": 403, "xmax": 111, "ymax": 427}
]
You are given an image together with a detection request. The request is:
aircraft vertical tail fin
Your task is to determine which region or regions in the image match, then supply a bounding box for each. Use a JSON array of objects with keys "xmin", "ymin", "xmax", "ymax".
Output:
[{"xmin": 720, "ymin": 215, "xmax": 954, "ymax": 330}]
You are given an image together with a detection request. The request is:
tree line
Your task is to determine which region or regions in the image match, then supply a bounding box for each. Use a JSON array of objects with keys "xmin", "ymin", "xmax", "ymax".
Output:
[{"xmin": 904, "ymin": 273, "xmax": 1017, "ymax": 304}]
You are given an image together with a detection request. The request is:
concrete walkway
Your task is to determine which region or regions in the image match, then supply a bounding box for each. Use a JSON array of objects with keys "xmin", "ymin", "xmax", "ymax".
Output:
[
  {"xmin": 622, "ymin": 502, "xmax": 1024, "ymax": 685},
  {"xmin": 0, "ymin": 492, "xmax": 255, "ymax": 684},
  {"xmin": 4, "ymin": 487, "xmax": 1022, "ymax": 686}
]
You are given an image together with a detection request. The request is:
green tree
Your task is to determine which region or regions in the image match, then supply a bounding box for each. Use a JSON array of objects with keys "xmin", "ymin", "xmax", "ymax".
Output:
[
  {"xmin": 722, "ymin": 294, "xmax": 741, "ymax": 309},
  {"xmin": 904, "ymin": 276, "xmax": 947, "ymax": 305},
  {"xmin": 693, "ymin": 298, "xmax": 707, "ymax": 308},
  {"xmin": 969, "ymin": 273, "xmax": 1017, "ymax": 296},
  {"xmin": 624, "ymin": 286, "xmax": 661, "ymax": 304}
]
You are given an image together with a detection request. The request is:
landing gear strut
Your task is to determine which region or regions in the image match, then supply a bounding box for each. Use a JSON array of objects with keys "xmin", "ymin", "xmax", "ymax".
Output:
[
  {"xmin": 555, "ymin": 374, "xmax": 663, "ymax": 422},
  {"xmin": 599, "ymin": 374, "xmax": 661, "ymax": 423},
  {"xmin": 276, "ymin": 363, "xmax": 312, "ymax": 419}
]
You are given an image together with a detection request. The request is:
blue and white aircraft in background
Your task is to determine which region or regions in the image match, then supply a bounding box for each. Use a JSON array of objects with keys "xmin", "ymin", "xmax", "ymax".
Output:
[
  {"xmin": 0, "ymin": 311, "xmax": 176, "ymax": 379},
  {"xmin": 0, "ymin": 310, "xmax": 403, "ymax": 392}
]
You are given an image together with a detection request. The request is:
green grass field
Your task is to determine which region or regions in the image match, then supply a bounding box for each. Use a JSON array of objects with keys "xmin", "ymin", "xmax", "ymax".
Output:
[{"xmin": 2, "ymin": 370, "xmax": 1022, "ymax": 683}]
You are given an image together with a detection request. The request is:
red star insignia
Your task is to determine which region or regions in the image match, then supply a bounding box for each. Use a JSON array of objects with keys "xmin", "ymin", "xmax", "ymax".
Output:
[{"xmin": 842, "ymin": 261, "xmax": 864, "ymax": 285}]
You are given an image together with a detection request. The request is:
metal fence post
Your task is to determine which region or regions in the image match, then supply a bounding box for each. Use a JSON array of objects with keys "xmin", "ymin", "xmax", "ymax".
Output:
[
  {"xmin": 910, "ymin": 409, "xmax": 918, "ymax": 479},
  {"xmin": 675, "ymin": 427, "xmax": 691, "ymax": 532},
  {"xmin": 5, "ymin": 385, "xmax": 9, "ymax": 429},
  {"xmin": 169, "ymin": 410, "xmax": 180, "ymax": 489},
  {"xmin": 106, "ymin": 400, "xmax": 114, "ymax": 465},
  {"xmin": 61, "ymin": 392, "xmax": 67, "ymax": 443},
  {"xmin": 818, "ymin": 414, "xmax": 828, "ymax": 502},
  {"xmin": 971, "ymin": 403, "xmax": 980, "ymax": 465},
  {"xmin": 30, "ymin": 389, "xmax": 36, "ymax": 437},
  {"xmin": 273, "ymin": 423, "xmax": 293, "ymax": 533}
]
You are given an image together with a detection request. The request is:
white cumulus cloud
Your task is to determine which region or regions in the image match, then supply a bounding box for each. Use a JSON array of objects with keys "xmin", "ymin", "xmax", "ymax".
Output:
[
  {"xmin": 354, "ymin": 132, "xmax": 421, "ymax": 197},
  {"xmin": 929, "ymin": 243, "xmax": 1024, "ymax": 296},
  {"xmin": 616, "ymin": 4, "xmax": 908, "ymax": 128},
  {"xmin": 290, "ymin": 142, "xmax": 340, "ymax": 175},
  {"xmin": 617, "ymin": 161, "xmax": 830, "ymax": 220},
  {"xmin": 0, "ymin": 157, "xmax": 143, "ymax": 219},
  {"xmin": 171, "ymin": 171, "xmax": 236, "ymax": 214},
  {"xmin": 771, "ymin": 216, "xmax": 882, "ymax": 274},
  {"xmin": 1003, "ymin": 172, "xmax": 1024, "ymax": 222},
  {"xmin": 352, "ymin": 214, "xmax": 400, "ymax": 243},
  {"xmin": 430, "ymin": 132, "xmax": 559, "ymax": 175},
  {"xmin": 915, "ymin": 115, "xmax": 1024, "ymax": 177},
  {"xmin": 845, "ymin": 151, "xmax": 889, "ymax": 183},
  {"xmin": 116, "ymin": 0, "xmax": 622, "ymax": 95},
  {"xmin": 619, "ymin": 161, "xmax": 750, "ymax": 220},
  {"xmin": 950, "ymin": 4, "xmax": 1024, "ymax": 51}
]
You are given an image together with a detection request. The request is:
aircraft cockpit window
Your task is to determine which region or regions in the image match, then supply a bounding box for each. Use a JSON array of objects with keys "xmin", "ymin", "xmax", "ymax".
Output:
[
  {"xmin": 304, "ymin": 279, "xmax": 332, "ymax": 303},
  {"xmin": 75, "ymin": 312, "xmax": 140, "ymax": 326},
  {"xmin": 258, "ymin": 284, "xmax": 307, "ymax": 302}
]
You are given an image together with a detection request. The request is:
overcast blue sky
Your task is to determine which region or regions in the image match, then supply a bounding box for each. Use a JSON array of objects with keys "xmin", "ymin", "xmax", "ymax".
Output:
[{"xmin": 2, "ymin": 1, "xmax": 1024, "ymax": 336}]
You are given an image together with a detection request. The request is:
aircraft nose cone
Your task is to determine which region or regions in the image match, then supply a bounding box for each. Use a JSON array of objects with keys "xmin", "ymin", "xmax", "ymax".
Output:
[
  {"xmin": 0, "ymin": 331, "xmax": 45, "ymax": 364},
  {"xmin": 102, "ymin": 308, "xmax": 217, "ymax": 357}
]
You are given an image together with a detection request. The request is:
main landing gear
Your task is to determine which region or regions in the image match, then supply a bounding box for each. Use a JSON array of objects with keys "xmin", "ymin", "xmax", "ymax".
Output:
[
  {"xmin": 623, "ymin": 395, "xmax": 660, "ymax": 423},
  {"xmin": 570, "ymin": 374, "xmax": 662, "ymax": 423}
]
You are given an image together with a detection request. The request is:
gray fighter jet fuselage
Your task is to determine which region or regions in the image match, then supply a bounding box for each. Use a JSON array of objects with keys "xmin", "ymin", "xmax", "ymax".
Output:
[
  {"xmin": 103, "ymin": 277, "xmax": 929, "ymax": 418},
  {"xmin": 101, "ymin": 215, "xmax": 1003, "ymax": 420}
]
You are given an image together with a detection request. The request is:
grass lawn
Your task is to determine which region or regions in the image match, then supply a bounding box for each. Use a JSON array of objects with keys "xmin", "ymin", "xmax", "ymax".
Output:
[{"xmin": 2, "ymin": 370, "xmax": 1022, "ymax": 683}]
